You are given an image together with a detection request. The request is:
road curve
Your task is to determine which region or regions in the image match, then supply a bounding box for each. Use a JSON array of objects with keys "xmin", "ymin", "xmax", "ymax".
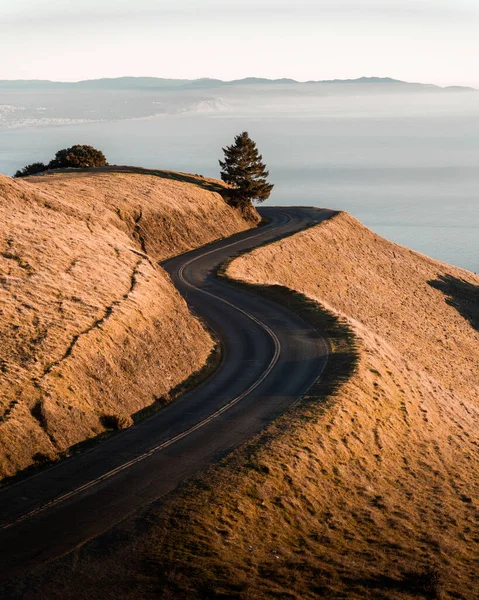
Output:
[{"xmin": 0, "ymin": 206, "xmax": 334, "ymax": 579}]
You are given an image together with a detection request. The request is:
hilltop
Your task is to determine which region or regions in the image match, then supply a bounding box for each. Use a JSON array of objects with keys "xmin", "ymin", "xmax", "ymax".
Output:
[{"xmin": 0, "ymin": 168, "xmax": 257, "ymax": 478}]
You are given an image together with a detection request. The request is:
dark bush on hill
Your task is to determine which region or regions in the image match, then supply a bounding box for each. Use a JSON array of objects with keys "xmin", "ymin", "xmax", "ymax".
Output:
[
  {"xmin": 49, "ymin": 145, "xmax": 109, "ymax": 169},
  {"xmin": 14, "ymin": 162, "xmax": 47, "ymax": 178},
  {"xmin": 100, "ymin": 413, "xmax": 133, "ymax": 430},
  {"xmin": 14, "ymin": 145, "xmax": 108, "ymax": 178}
]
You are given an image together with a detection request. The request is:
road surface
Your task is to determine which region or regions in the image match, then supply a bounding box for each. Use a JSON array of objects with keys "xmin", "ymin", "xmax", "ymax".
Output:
[{"xmin": 0, "ymin": 206, "xmax": 334, "ymax": 578}]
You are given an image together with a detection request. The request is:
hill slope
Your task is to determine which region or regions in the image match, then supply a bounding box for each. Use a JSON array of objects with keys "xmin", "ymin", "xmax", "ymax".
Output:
[
  {"xmin": 0, "ymin": 170, "xmax": 255, "ymax": 478},
  {"xmin": 12, "ymin": 212, "xmax": 478, "ymax": 600},
  {"xmin": 222, "ymin": 212, "xmax": 479, "ymax": 598},
  {"xmin": 231, "ymin": 211, "xmax": 478, "ymax": 402}
]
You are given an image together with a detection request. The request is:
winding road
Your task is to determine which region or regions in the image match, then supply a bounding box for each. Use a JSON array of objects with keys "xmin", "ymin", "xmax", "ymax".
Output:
[{"xmin": 0, "ymin": 206, "xmax": 334, "ymax": 579}]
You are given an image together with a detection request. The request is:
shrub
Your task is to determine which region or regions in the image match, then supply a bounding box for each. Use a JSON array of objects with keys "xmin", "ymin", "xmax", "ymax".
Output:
[
  {"xmin": 14, "ymin": 144, "xmax": 108, "ymax": 179},
  {"xmin": 100, "ymin": 413, "xmax": 133, "ymax": 430},
  {"xmin": 32, "ymin": 452, "xmax": 56, "ymax": 464},
  {"xmin": 14, "ymin": 162, "xmax": 47, "ymax": 178},
  {"xmin": 49, "ymin": 144, "xmax": 109, "ymax": 169}
]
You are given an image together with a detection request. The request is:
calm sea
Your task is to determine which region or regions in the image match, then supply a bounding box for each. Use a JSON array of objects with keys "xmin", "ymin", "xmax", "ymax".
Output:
[{"xmin": 1, "ymin": 93, "xmax": 478, "ymax": 273}]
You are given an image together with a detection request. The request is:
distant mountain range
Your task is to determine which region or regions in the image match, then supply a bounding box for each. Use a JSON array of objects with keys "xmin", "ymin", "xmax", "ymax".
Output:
[{"xmin": 0, "ymin": 76, "xmax": 476, "ymax": 92}]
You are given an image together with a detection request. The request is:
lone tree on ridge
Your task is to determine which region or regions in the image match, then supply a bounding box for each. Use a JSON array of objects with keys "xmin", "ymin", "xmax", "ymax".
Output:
[
  {"xmin": 49, "ymin": 144, "xmax": 108, "ymax": 169},
  {"xmin": 219, "ymin": 132, "xmax": 273, "ymax": 207},
  {"xmin": 14, "ymin": 144, "xmax": 109, "ymax": 177}
]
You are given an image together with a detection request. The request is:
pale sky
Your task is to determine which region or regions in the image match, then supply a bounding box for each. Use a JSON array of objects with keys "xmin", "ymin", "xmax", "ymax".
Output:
[{"xmin": 1, "ymin": 0, "xmax": 478, "ymax": 87}]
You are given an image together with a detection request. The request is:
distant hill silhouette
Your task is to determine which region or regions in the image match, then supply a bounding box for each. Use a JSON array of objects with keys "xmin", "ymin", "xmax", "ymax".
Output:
[{"xmin": 0, "ymin": 76, "xmax": 475, "ymax": 92}]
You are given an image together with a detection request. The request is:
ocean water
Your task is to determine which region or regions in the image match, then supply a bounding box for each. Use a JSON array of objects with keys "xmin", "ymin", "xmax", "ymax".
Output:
[{"xmin": 1, "ymin": 91, "xmax": 478, "ymax": 273}]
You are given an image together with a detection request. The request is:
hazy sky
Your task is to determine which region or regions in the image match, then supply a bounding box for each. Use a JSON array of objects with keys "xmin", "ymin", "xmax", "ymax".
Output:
[{"xmin": 1, "ymin": 0, "xmax": 478, "ymax": 86}]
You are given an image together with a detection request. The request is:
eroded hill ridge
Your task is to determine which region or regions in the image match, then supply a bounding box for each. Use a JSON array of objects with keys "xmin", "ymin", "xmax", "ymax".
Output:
[{"xmin": 0, "ymin": 170, "xmax": 256, "ymax": 478}]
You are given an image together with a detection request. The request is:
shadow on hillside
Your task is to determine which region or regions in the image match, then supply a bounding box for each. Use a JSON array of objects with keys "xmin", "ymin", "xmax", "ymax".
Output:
[
  {"xmin": 221, "ymin": 282, "xmax": 360, "ymax": 406},
  {"xmin": 344, "ymin": 566, "xmax": 442, "ymax": 599},
  {"xmin": 45, "ymin": 166, "xmax": 227, "ymax": 195},
  {"xmin": 428, "ymin": 274, "xmax": 479, "ymax": 331}
]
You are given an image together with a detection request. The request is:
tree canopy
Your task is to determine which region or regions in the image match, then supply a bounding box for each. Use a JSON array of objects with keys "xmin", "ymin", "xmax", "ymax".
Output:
[
  {"xmin": 49, "ymin": 145, "xmax": 108, "ymax": 169},
  {"xmin": 14, "ymin": 145, "xmax": 109, "ymax": 177},
  {"xmin": 14, "ymin": 162, "xmax": 47, "ymax": 178},
  {"xmin": 219, "ymin": 132, "xmax": 273, "ymax": 206}
]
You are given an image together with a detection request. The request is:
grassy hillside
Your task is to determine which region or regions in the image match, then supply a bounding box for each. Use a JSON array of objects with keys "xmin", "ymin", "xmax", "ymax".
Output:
[
  {"xmin": 10, "ymin": 212, "xmax": 478, "ymax": 600},
  {"xmin": 0, "ymin": 169, "xmax": 255, "ymax": 478},
  {"xmin": 223, "ymin": 212, "xmax": 479, "ymax": 598},
  {"xmin": 230, "ymin": 212, "xmax": 478, "ymax": 403}
]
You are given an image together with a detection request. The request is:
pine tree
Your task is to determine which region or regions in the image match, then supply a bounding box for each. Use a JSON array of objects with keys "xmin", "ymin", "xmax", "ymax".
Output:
[{"xmin": 219, "ymin": 132, "xmax": 274, "ymax": 206}]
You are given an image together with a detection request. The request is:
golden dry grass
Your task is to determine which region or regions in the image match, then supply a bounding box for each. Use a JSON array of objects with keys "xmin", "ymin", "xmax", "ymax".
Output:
[
  {"xmin": 14, "ymin": 214, "xmax": 479, "ymax": 600},
  {"xmin": 221, "ymin": 212, "xmax": 479, "ymax": 598},
  {"xmin": 0, "ymin": 170, "xmax": 254, "ymax": 478},
  {"xmin": 3, "ymin": 212, "xmax": 478, "ymax": 600},
  {"xmin": 230, "ymin": 212, "xmax": 479, "ymax": 404}
]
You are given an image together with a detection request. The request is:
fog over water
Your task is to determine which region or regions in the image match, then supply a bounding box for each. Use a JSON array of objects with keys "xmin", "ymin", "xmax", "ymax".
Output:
[{"xmin": 1, "ymin": 83, "xmax": 478, "ymax": 272}]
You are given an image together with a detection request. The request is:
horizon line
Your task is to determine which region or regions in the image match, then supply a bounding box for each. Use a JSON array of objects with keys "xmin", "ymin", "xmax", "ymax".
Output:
[{"xmin": 0, "ymin": 75, "xmax": 476, "ymax": 90}]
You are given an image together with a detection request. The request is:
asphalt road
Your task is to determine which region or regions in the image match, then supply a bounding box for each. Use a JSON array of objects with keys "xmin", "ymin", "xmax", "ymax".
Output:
[{"xmin": 0, "ymin": 206, "xmax": 334, "ymax": 579}]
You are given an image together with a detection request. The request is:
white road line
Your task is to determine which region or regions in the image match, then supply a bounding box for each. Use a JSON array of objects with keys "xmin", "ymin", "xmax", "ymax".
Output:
[{"xmin": 0, "ymin": 214, "xmax": 294, "ymax": 531}]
